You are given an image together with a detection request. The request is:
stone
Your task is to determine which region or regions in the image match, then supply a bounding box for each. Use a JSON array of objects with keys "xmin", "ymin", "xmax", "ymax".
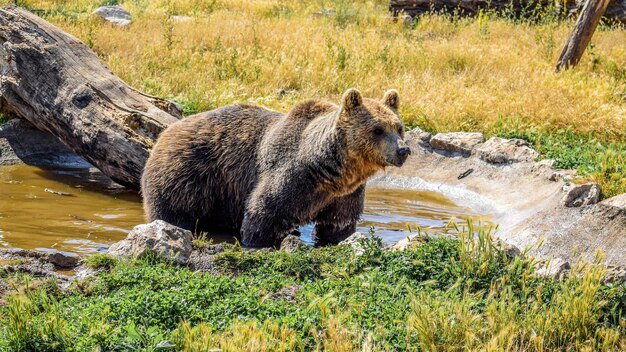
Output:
[
  {"xmin": 0, "ymin": 248, "xmax": 78, "ymax": 283},
  {"xmin": 406, "ymin": 127, "xmax": 432, "ymax": 148},
  {"xmin": 108, "ymin": 220, "xmax": 193, "ymax": 263},
  {"xmin": 491, "ymin": 239, "xmax": 522, "ymax": 259},
  {"xmin": 186, "ymin": 244, "xmax": 227, "ymax": 274},
  {"xmin": 503, "ymin": 242, "xmax": 521, "ymax": 259},
  {"xmin": 312, "ymin": 9, "xmax": 336, "ymax": 18},
  {"xmin": 475, "ymin": 137, "xmax": 539, "ymax": 164},
  {"xmin": 73, "ymin": 265, "xmax": 97, "ymax": 279},
  {"xmin": 92, "ymin": 6, "xmax": 132, "ymax": 27},
  {"xmin": 536, "ymin": 258, "xmax": 570, "ymax": 279},
  {"xmin": 402, "ymin": 14, "xmax": 414, "ymax": 26},
  {"xmin": 562, "ymin": 182, "xmax": 601, "ymax": 207},
  {"xmin": 430, "ymin": 132, "xmax": 485, "ymax": 155},
  {"xmin": 340, "ymin": 232, "xmax": 373, "ymax": 255},
  {"xmin": 391, "ymin": 233, "xmax": 428, "ymax": 251},
  {"xmin": 604, "ymin": 265, "xmax": 626, "ymax": 283},
  {"xmin": 186, "ymin": 252, "xmax": 218, "ymax": 273},
  {"xmin": 599, "ymin": 192, "xmax": 626, "ymax": 210},
  {"xmin": 548, "ymin": 169, "xmax": 577, "ymax": 182},
  {"xmin": 45, "ymin": 250, "xmax": 80, "ymax": 268},
  {"xmin": 268, "ymin": 284, "xmax": 302, "ymax": 303},
  {"xmin": 280, "ymin": 235, "xmax": 306, "ymax": 253},
  {"xmin": 537, "ymin": 159, "xmax": 556, "ymax": 168},
  {"xmin": 0, "ymin": 248, "xmax": 80, "ymax": 269}
]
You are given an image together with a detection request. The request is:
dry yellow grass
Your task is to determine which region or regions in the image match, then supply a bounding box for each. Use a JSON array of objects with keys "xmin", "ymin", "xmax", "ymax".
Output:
[
  {"xmin": 6, "ymin": 0, "xmax": 623, "ymax": 137},
  {"xmin": 2, "ymin": 0, "xmax": 626, "ymax": 195}
]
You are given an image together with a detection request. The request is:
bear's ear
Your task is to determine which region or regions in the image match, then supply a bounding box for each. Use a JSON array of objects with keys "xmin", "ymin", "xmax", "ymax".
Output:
[
  {"xmin": 382, "ymin": 89, "xmax": 399, "ymax": 111},
  {"xmin": 340, "ymin": 88, "xmax": 363, "ymax": 112}
]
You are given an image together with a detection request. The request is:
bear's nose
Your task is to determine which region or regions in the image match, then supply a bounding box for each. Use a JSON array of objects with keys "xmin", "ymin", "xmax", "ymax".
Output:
[{"xmin": 397, "ymin": 147, "xmax": 411, "ymax": 157}]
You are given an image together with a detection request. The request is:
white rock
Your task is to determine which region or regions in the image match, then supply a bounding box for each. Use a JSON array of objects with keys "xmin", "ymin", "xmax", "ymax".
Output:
[
  {"xmin": 562, "ymin": 182, "xmax": 601, "ymax": 207},
  {"xmin": 108, "ymin": 220, "xmax": 193, "ymax": 263},
  {"xmin": 548, "ymin": 169, "xmax": 577, "ymax": 182},
  {"xmin": 279, "ymin": 235, "xmax": 306, "ymax": 253},
  {"xmin": 599, "ymin": 192, "xmax": 626, "ymax": 210},
  {"xmin": 406, "ymin": 127, "xmax": 432, "ymax": 148},
  {"xmin": 340, "ymin": 232, "xmax": 372, "ymax": 255},
  {"xmin": 475, "ymin": 137, "xmax": 539, "ymax": 164},
  {"xmin": 430, "ymin": 132, "xmax": 485, "ymax": 155},
  {"xmin": 391, "ymin": 233, "xmax": 426, "ymax": 251},
  {"xmin": 93, "ymin": 6, "xmax": 132, "ymax": 27},
  {"xmin": 536, "ymin": 258, "xmax": 570, "ymax": 279}
]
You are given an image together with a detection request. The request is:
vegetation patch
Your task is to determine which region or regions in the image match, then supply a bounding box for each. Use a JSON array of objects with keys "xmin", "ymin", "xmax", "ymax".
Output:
[
  {"xmin": 83, "ymin": 253, "xmax": 117, "ymax": 271},
  {"xmin": 0, "ymin": 225, "xmax": 624, "ymax": 351},
  {"xmin": 493, "ymin": 126, "xmax": 626, "ymax": 198}
]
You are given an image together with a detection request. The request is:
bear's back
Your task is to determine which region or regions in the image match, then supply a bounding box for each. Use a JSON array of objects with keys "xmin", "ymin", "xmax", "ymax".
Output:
[{"xmin": 142, "ymin": 104, "xmax": 284, "ymax": 229}]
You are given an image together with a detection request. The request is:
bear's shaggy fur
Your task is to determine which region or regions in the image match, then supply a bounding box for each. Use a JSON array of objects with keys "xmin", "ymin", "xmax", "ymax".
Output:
[{"xmin": 141, "ymin": 89, "xmax": 410, "ymax": 246}]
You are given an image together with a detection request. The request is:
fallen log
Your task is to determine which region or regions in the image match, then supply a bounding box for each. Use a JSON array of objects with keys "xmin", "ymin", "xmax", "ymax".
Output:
[
  {"xmin": 389, "ymin": 0, "xmax": 625, "ymax": 23},
  {"xmin": 390, "ymin": 0, "xmax": 572, "ymax": 18},
  {"xmin": 0, "ymin": 6, "xmax": 181, "ymax": 190}
]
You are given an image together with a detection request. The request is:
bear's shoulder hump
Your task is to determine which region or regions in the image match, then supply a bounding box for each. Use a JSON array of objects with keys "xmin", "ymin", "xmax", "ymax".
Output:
[{"xmin": 287, "ymin": 100, "xmax": 337, "ymax": 120}]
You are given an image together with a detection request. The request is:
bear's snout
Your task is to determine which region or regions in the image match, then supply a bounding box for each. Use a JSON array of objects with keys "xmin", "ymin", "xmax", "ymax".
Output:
[
  {"xmin": 397, "ymin": 147, "xmax": 411, "ymax": 158},
  {"xmin": 393, "ymin": 146, "xmax": 410, "ymax": 166}
]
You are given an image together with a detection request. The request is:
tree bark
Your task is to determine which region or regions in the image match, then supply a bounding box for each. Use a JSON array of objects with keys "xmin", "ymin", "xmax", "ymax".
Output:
[
  {"xmin": 556, "ymin": 0, "xmax": 612, "ymax": 72},
  {"xmin": 0, "ymin": 6, "xmax": 181, "ymax": 190}
]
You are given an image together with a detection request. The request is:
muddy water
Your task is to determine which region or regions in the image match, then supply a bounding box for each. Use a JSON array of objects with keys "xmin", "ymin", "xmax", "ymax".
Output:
[
  {"xmin": 0, "ymin": 165, "xmax": 142, "ymax": 254},
  {"xmin": 0, "ymin": 164, "xmax": 486, "ymax": 254}
]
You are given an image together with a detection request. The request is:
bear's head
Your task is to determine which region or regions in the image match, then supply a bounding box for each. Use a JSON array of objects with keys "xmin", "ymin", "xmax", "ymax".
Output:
[{"xmin": 337, "ymin": 88, "xmax": 410, "ymax": 169}]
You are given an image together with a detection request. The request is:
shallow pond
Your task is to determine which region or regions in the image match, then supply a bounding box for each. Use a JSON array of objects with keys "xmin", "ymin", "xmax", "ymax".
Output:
[{"xmin": 0, "ymin": 164, "xmax": 487, "ymax": 254}]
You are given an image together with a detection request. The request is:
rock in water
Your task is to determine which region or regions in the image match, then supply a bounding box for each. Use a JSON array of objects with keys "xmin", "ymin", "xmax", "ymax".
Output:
[
  {"xmin": 108, "ymin": 220, "xmax": 193, "ymax": 263},
  {"xmin": 92, "ymin": 6, "xmax": 132, "ymax": 27}
]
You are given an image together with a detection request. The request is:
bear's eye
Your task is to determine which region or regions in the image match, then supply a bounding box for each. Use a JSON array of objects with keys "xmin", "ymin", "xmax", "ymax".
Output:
[
  {"xmin": 397, "ymin": 126, "xmax": 403, "ymax": 134},
  {"xmin": 373, "ymin": 127, "xmax": 384, "ymax": 136}
]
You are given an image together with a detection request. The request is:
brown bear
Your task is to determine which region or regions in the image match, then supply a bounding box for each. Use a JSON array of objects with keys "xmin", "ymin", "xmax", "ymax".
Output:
[{"xmin": 141, "ymin": 88, "xmax": 410, "ymax": 247}]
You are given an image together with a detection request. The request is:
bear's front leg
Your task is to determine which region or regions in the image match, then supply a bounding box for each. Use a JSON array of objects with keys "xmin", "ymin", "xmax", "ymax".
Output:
[
  {"xmin": 313, "ymin": 184, "xmax": 365, "ymax": 244},
  {"xmin": 240, "ymin": 175, "xmax": 311, "ymax": 247}
]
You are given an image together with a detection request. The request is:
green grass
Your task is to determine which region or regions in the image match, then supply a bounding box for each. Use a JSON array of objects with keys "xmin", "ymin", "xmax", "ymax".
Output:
[
  {"xmin": 0, "ymin": 114, "xmax": 8, "ymax": 126},
  {"xmin": 83, "ymin": 253, "xmax": 117, "ymax": 271},
  {"xmin": 1, "ymin": 224, "xmax": 624, "ymax": 351}
]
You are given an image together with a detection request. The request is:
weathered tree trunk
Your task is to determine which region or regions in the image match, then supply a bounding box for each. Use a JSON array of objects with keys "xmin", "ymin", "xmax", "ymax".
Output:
[
  {"xmin": 0, "ymin": 6, "xmax": 181, "ymax": 190},
  {"xmin": 556, "ymin": 0, "xmax": 612, "ymax": 72},
  {"xmin": 390, "ymin": 0, "xmax": 571, "ymax": 18}
]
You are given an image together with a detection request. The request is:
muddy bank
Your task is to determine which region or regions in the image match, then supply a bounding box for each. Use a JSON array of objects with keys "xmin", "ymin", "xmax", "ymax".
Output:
[{"xmin": 375, "ymin": 129, "xmax": 626, "ymax": 268}]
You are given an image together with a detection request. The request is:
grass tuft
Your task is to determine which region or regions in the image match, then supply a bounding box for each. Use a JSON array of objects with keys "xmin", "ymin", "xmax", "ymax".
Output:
[{"xmin": 83, "ymin": 253, "xmax": 117, "ymax": 271}]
